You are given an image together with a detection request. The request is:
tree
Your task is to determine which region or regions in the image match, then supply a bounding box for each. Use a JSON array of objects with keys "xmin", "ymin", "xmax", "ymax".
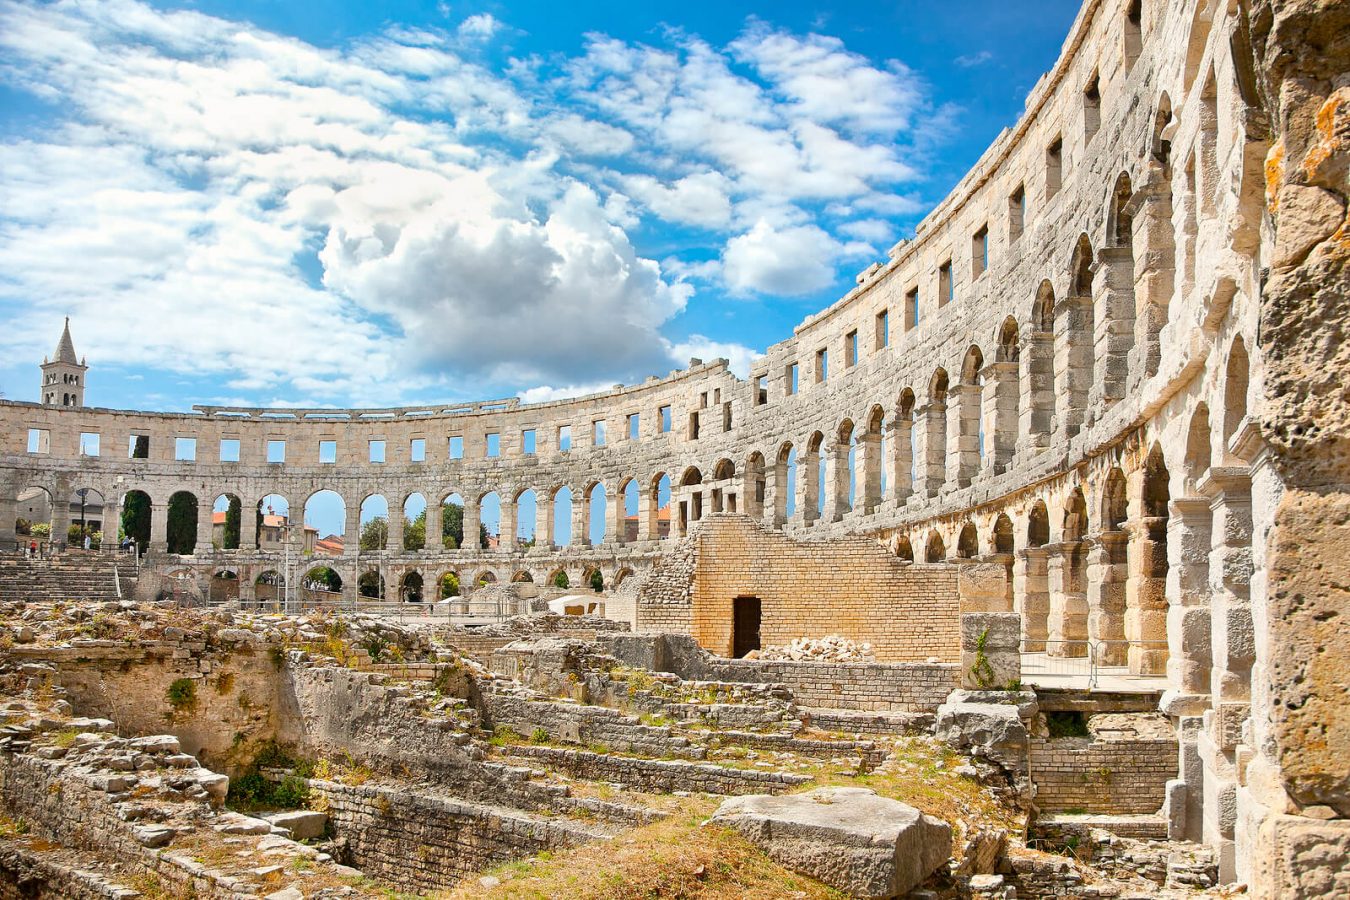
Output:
[
  {"xmin": 438, "ymin": 572, "xmax": 460, "ymax": 598},
  {"xmin": 440, "ymin": 502, "xmax": 487, "ymax": 549},
  {"xmin": 589, "ymin": 569, "xmax": 604, "ymax": 592},
  {"xmin": 360, "ymin": 517, "xmax": 388, "ymax": 551},
  {"xmin": 404, "ymin": 510, "xmax": 426, "ymax": 551},
  {"xmin": 552, "ymin": 570, "xmax": 570, "ymax": 589},
  {"xmin": 166, "ymin": 493, "xmax": 197, "ymax": 554},
  {"xmin": 358, "ymin": 570, "xmax": 384, "ymax": 598},
  {"xmin": 305, "ymin": 566, "xmax": 341, "ymax": 591},
  {"xmin": 121, "ymin": 492, "xmax": 151, "ymax": 549},
  {"xmin": 223, "ymin": 496, "xmax": 241, "ymax": 549}
]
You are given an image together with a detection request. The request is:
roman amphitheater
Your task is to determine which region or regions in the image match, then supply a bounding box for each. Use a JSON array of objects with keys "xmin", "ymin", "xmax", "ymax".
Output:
[{"xmin": 0, "ymin": 0, "xmax": 1344, "ymax": 897}]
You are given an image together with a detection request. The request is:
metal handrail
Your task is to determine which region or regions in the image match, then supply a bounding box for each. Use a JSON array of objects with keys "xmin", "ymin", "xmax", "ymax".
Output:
[{"xmin": 1022, "ymin": 639, "xmax": 1170, "ymax": 689}]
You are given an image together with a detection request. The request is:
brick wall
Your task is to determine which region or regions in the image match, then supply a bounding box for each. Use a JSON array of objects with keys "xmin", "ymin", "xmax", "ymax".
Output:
[
  {"xmin": 636, "ymin": 515, "xmax": 959, "ymax": 663},
  {"xmin": 707, "ymin": 658, "xmax": 958, "ymax": 712},
  {"xmin": 1029, "ymin": 736, "xmax": 1175, "ymax": 814}
]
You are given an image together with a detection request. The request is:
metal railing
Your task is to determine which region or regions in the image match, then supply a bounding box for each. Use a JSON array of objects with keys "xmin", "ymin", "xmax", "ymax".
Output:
[{"xmin": 1021, "ymin": 639, "xmax": 1170, "ymax": 689}]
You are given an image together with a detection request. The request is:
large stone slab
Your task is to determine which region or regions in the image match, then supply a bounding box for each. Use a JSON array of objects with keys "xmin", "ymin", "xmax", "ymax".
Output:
[{"xmin": 710, "ymin": 786, "xmax": 950, "ymax": 898}]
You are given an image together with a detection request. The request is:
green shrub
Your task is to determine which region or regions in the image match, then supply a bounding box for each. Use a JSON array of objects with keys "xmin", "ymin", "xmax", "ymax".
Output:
[
  {"xmin": 530, "ymin": 727, "xmax": 550, "ymax": 745},
  {"xmin": 165, "ymin": 678, "xmax": 197, "ymax": 712}
]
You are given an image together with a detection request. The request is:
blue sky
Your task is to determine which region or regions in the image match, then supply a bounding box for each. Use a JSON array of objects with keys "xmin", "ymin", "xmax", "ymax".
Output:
[{"xmin": 0, "ymin": 0, "xmax": 1079, "ymax": 417}]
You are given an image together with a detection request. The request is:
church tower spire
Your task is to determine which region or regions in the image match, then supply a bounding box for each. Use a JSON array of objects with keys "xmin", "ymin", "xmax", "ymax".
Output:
[{"xmin": 40, "ymin": 317, "xmax": 88, "ymax": 407}]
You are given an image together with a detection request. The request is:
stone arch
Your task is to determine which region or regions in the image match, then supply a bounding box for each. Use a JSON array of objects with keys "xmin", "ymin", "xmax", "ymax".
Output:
[
  {"xmin": 612, "ymin": 567, "xmax": 635, "ymax": 588},
  {"xmin": 713, "ymin": 458, "xmax": 735, "ymax": 481},
  {"xmin": 547, "ymin": 567, "xmax": 570, "ymax": 589},
  {"xmin": 893, "ymin": 387, "xmax": 917, "ymax": 501},
  {"xmin": 1103, "ymin": 467, "xmax": 1129, "ymax": 530},
  {"xmin": 997, "ymin": 317, "xmax": 1020, "ymax": 363},
  {"xmin": 209, "ymin": 567, "xmax": 239, "ymax": 604},
  {"xmin": 582, "ymin": 563, "xmax": 604, "ymax": 592},
  {"xmin": 436, "ymin": 570, "xmax": 461, "ymax": 599},
  {"xmin": 993, "ymin": 513, "xmax": 1014, "ymax": 554},
  {"xmin": 402, "ymin": 493, "xmax": 428, "ymax": 551},
  {"xmin": 512, "ymin": 570, "xmax": 534, "ymax": 583},
  {"xmin": 211, "ymin": 493, "xmax": 243, "ymax": 551},
  {"xmin": 400, "ymin": 570, "xmax": 424, "ymax": 603},
  {"xmin": 586, "ymin": 482, "xmax": 606, "ymax": 545},
  {"xmin": 358, "ymin": 568, "xmax": 386, "ymax": 600},
  {"xmin": 651, "ymin": 472, "xmax": 673, "ymax": 539},
  {"xmin": 477, "ymin": 490, "xmax": 500, "ymax": 550},
  {"xmin": 894, "ymin": 534, "xmax": 914, "ymax": 562},
  {"xmin": 1130, "ymin": 445, "xmax": 1171, "ymax": 675},
  {"xmin": 514, "ymin": 487, "xmax": 539, "ymax": 546},
  {"xmin": 302, "ymin": 489, "xmax": 346, "ymax": 551},
  {"xmin": 1024, "ymin": 282, "xmax": 1057, "ymax": 443},
  {"xmin": 956, "ymin": 521, "xmax": 979, "ymax": 559},
  {"xmin": 440, "ymin": 492, "xmax": 467, "ymax": 550},
  {"xmin": 255, "ymin": 569, "xmax": 284, "ymax": 604},
  {"xmin": 1060, "ymin": 234, "xmax": 1096, "ymax": 437},
  {"xmin": 1027, "ymin": 501, "xmax": 1050, "ymax": 547},
  {"xmin": 359, "ymin": 494, "xmax": 389, "ymax": 551},
  {"xmin": 744, "ymin": 451, "xmax": 766, "ymax": 519},
  {"xmin": 1151, "ymin": 92, "xmax": 1174, "ymax": 169},
  {"xmin": 925, "ymin": 529, "xmax": 946, "ymax": 563},
  {"xmin": 1062, "ymin": 488, "xmax": 1088, "ymax": 543},
  {"xmin": 1184, "ymin": 403, "xmax": 1213, "ymax": 492},
  {"xmin": 774, "ymin": 443, "xmax": 796, "ymax": 525},
  {"xmin": 474, "ymin": 569, "xmax": 498, "ymax": 588},
  {"xmin": 920, "ymin": 370, "xmax": 949, "ymax": 494},
  {"xmin": 804, "ymin": 432, "xmax": 825, "ymax": 523},
  {"xmin": 1070, "ymin": 233, "xmax": 1094, "ymax": 298},
  {"xmin": 954, "ymin": 348, "xmax": 984, "ymax": 485},
  {"xmin": 552, "ymin": 485, "xmax": 574, "ymax": 546},
  {"xmin": 301, "ymin": 564, "xmax": 342, "ymax": 601}
]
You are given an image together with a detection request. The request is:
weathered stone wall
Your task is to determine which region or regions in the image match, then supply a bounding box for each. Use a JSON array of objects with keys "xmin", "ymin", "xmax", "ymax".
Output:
[
  {"xmin": 499, "ymin": 744, "xmax": 812, "ymax": 795},
  {"xmin": 0, "ymin": 840, "xmax": 136, "ymax": 900},
  {"xmin": 638, "ymin": 515, "xmax": 960, "ymax": 662},
  {"xmin": 309, "ymin": 777, "xmax": 596, "ymax": 892},
  {"xmin": 1029, "ymin": 735, "xmax": 1175, "ymax": 815}
]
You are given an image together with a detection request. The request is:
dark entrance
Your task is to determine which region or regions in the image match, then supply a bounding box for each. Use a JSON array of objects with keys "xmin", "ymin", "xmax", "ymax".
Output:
[{"xmin": 732, "ymin": 595, "xmax": 761, "ymax": 658}]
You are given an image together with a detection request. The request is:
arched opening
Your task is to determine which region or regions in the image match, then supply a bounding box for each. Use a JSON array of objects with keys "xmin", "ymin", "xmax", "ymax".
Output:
[
  {"xmin": 867, "ymin": 405, "xmax": 887, "ymax": 504},
  {"xmin": 213, "ymin": 494, "xmax": 242, "ymax": 550},
  {"xmin": 587, "ymin": 483, "xmax": 607, "ymax": 545},
  {"xmin": 958, "ymin": 347, "xmax": 985, "ymax": 485},
  {"xmin": 1062, "ymin": 235, "xmax": 1096, "ymax": 436},
  {"xmin": 359, "ymin": 495, "xmax": 389, "ymax": 551},
  {"xmin": 993, "ymin": 514, "xmax": 1014, "ymax": 554},
  {"xmin": 553, "ymin": 486, "xmax": 574, "ymax": 545},
  {"xmin": 478, "ymin": 491, "xmax": 500, "ymax": 550},
  {"xmin": 166, "ymin": 491, "xmax": 199, "ymax": 555},
  {"xmin": 437, "ymin": 571, "xmax": 460, "ymax": 599},
  {"xmin": 653, "ymin": 474, "xmax": 672, "ymax": 539},
  {"xmin": 806, "ymin": 432, "xmax": 826, "ymax": 521},
  {"xmin": 209, "ymin": 568, "xmax": 239, "ymax": 604},
  {"xmin": 359, "ymin": 569, "xmax": 386, "ymax": 600},
  {"xmin": 475, "ymin": 570, "xmax": 497, "ymax": 588},
  {"xmin": 15, "ymin": 486, "xmax": 54, "ymax": 548},
  {"xmin": 516, "ymin": 488, "xmax": 539, "ymax": 547},
  {"xmin": 836, "ymin": 418, "xmax": 856, "ymax": 516},
  {"xmin": 441, "ymin": 493, "xmax": 467, "ymax": 549},
  {"xmin": 400, "ymin": 571, "xmax": 424, "ymax": 603},
  {"xmin": 1027, "ymin": 282, "xmax": 1057, "ymax": 442},
  {"xmin": 622, "ymin": 478, "xmax": 640, "ymax": 541},
  {"xmin": 548, "ymin": 568, "xmax": 570, "ymax": 589},
  {"xmin": 1027, "ymin": 501, "xmax": 1050, "ymax": 547},
  {"xmin": 895, "ymin": 534, "xmax": 914, "ymax": 562},
  {"xmin": 612, "ymin": 567, "xmax": 634, "ymax": 588},
  {"xmin": 67, "ymin": 487, "xmax": 106, "ymax": 548},
  {"xmin": 678, "ymin": 467, "xmax": 703, "ymax": 535},
  {"xmin": 301, "ymin": 565, "xmax": 342, "ymax": 602},
  {"xmin": 1223, "ymin": 337, "xmax": 1249, "ymax": 453},
  {"xmin": 710, "ymin": 458, "xmax": 735, "ymax": 514},
  {"xmin": 925, "ymin": 529, "xmax": 946, "ymax": 563},
  {"xmin": 512, "ymin": 570, "xmax": 534, "ymax": 583},
  {"xmin": 403, "ymin": 493, "xmax": 428, "ymax": 551},
  {"xmin": 1047, "ymin": 488, "xmax": 1090, "ymax": 657},
  {"xmin": 583, "ymin": 565, "xmax": 604, "ymax": 593},
  {"xmin": 1092, "ymin": 468, "xmax": 1131, "ymax": 661},
  {"xmin": 255, "ymin": 494, "xmax": 290, "ymax": 550},
  {"xmin": 303, "ymin": 490, "xmax": 346, "ymax": 556},
  {"xmin": 255, "ymin": 570, "xmax": 284, "ymax": 604},
  {"xmin": 1151, "ymin": 92, "xmax": 1173, "ymax": 169},
  {"xmin": 924, "ymin": 370, "xmax": 949, "ymax": 492},
  {"xmin": 956, "ymin": 522, "xmax": 979, "ymax": 559},
  {"xmin": 896, "ymin": 388, "xmax": 916, "ymax": 500}
]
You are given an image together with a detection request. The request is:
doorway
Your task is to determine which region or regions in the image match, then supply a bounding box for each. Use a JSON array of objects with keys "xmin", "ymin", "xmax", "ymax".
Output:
[{"xmin": 732, "ymin": 595, "xmax": 761, "ymax": 658}]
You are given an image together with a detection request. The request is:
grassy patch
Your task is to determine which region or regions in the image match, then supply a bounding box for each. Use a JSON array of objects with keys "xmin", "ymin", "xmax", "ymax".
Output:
[
  {"xmin": 165, "ymin": 678, "xmax": 197, "ymax": 713},
  {"xmin": 448, "ymin": 799, "xmax": 846, "ymax": 900}
]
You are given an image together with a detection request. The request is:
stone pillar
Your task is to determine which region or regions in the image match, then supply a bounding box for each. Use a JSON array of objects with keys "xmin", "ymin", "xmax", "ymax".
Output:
[
  {"xmin": 149, "ymin": 501, "xmax": 169, "ymax": 553},
  {"xmin": 636, "ymin": 486, "xmax": 656, "ymax": 542},
  {"xmin": 463, "ymin": 501, "xmax": 483, "ymax": 551},
  {"xmin": 1129, "ymin": 171, "xmax": 1173, "ymax": 384},
  {"xmin": 343, "ymin": 503, "xmax": 360, "ymax": 557},
  {"xmin": 1125, "ymin": 514, "xmax": 1171, "ymax": 676},
  {"xmin": 961, "ymin": 612, "xmax": 1022, "ymax": 689},
  {"xmin": 982, "ymin": 361, "xmax": 1019, "ymax": 474},
  {"xmin": 798, "ymin": 448, "xmax": 819, "ymax": 525},
  {"xmin": 1018, "ymin": 331, "xmax": 1054, "ymax": 451},
  {"xmin": 387, "ymin": 505, "xmax": 404, "ymax": 553},
  {"xmin": 947, "ymin": 383, "xmax": 981, "ymax": 488},
  {"xmin": 540, "ymin": 495, "xmax": 557, "ymax": 550},
  {"xmin": 604, "ymin": 489, "xmax": 623, "ymax": 545},
  {"xmin": 1045, "ymin": 541, "xmax": 1088, "ymax": 656},
  {"xmin": 1087, "ymin": 531, "xmax": 1129, "ymax": 664},
  {"xmin": 913, "ymin": 402, "xmax": 947, "ymax": 497},
  {"xmin": 499, "ymin": 498, "xmax": 517, "ymax": 552},
  {"xmin": 1014, "ymin": 546, "xmax": 1050, "ymax": 651},
  {"xmin": 0, "ymin": 494, "xmax": 16, "ymax": 547},
  {"xmin": 50, "ymin": 486, "xmax": 73, "ymax": 548},
  {"xmin": 887, "ymin": 417, "xmax": 913, "ymax": 504},
  {"xmin": 1200, "ymin": 469, "xmax": 1254, "ymax": 709},
  {"xmin": 1089, "ymin": 246, "xmax": 1135, "ymax": 418},
  {"xmin": 1054, "ymin": 295, "xmax": 1092, "ymax": 439},
  {"xmin": 822, "ymin": 441, "xmax": 850, "ymax": 522},
  {"xmin": 240, "ymin": 501, "xmax": 258, "ymax": 550},
  {"xmin": 196, "ymin": 500, "xmax": 214, "ymax": 553},
  {"xmin": 425, "ymin": 499, "xmax": 442, "ymax": 552},
  {"xmin": 763, "ymin": 466, "xmax": 782, "ymax": 528},
  {"xmin": 856, "ymin": 431, "xmax": 883, "ymax": 513},
  {"xmin": 570, "ymin": 495, "xmax": 589, "ymax": 547},
  {"xmin": 1166, "ymin": 497, "xmax": 1213, "ymax": 695}
]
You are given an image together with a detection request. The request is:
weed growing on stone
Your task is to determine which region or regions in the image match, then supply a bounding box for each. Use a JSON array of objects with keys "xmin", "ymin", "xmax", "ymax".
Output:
[{"xmin": 165, "ymin": 677, "xmax": 197, "ymax": 713}]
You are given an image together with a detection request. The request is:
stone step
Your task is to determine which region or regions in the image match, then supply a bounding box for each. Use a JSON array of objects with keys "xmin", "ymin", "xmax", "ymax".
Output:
[{"xmin": 1031, "ymin": 812, "xmax": 1170, "ymax": 843}]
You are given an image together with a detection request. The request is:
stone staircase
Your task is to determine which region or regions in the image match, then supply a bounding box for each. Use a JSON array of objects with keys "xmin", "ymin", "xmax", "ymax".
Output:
[{"xmin": 0, "ymin": 552, "xmax": 137, "ymax": 603}]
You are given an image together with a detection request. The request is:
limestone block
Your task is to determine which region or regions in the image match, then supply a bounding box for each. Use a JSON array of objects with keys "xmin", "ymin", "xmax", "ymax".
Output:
[
  {"xmin": 960, "ymin": 613, "xmax": 1021, "ymax": 689},
  {"xmin": 958, "ymin": 564, "xmax": 1009, "ymax": 613},
  {"xmin": 710, "ymin": 786, "xmax": 951, "ymax": 898},
  {"xmin": 1251, "ymin": 815, "xmax": 1350, "ymax": 900},
  {"xmin": 266, "ymin": 810, "xmax": 328, "ymax": 840}
]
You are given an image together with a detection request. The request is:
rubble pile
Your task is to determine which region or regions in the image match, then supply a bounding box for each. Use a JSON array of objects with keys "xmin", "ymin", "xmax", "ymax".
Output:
[{"xmin": 752, "ymin": 635, "xmax": 877, "ymax": 663}]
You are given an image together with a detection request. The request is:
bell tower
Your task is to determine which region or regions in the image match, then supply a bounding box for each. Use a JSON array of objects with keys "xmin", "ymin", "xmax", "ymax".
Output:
[{"xmin": 40, "ymin": 317, "xmax": 88, "ymax": 407}]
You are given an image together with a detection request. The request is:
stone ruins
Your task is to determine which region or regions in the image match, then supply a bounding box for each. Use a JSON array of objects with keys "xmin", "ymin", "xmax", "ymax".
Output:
[{"xmin": 0, "ymin": 0, "xmax": 1346, "ymax": 897}]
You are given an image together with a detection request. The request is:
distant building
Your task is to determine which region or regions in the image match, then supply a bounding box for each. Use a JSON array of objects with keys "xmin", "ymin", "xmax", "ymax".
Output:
[{"xmin": 40, "ymin": 317, "xmax": 88, "ymax": 407}]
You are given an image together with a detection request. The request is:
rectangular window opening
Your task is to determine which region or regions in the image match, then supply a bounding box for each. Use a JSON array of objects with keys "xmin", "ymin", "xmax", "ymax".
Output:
[
  {"xmin": 593, "ymin": 420, "xmax": 606, "ymax": 447},
  {"xmin": 174, "ymin": 437, "xmax": 195, "ymax": 461},
  {"xmin": 659, "ymin": 406, "xmax": 672, "ymax": 433},
  {"xmin": 410, "ymin": 438, "xmax": 426, "ymax": 462},
  {"xmin": 753, "ymin": 375, "xmax": 767, "ymax": 406},
  {"xmin": 688, "ymin": 411, "xmax": 700, "ymax": 440},
  {"xmin": 557, "ymin": 425, "xmax": 572, "ymax": 452},
  {"xmin": 448, "ymin": 435, "xmax": 464, "ymax": 459},
  {"xmin": 846, "ymin": 330, "xmax": 858, "ymax": 367},
  {"xmin": 786, "ymin": 363, "xmax": 799, "ymax": 395},
  {"xmin": 1046, "ymin": 137, "xmax": 1063, "ymax": 199},
  {"xmin": 486, "ymin": 433, "xmax": 501, "ymax": 457},
  {"xmin": 972, "ymin": 225, "xmax": 989, "ymax": 279},
  {"xmin": 27, "ymin": 428, "xmax": 50, "ymax": 454},
  {"xmin": 522, "ymin": 429, "xmax": 537, "ymax": 455},
  {"xmin": 815, "ymin": 349, "xmax": 828, "ymax": 384},
  {"xmin": 1009, "ymin": 184, "xmax": 1026, "ymax": 241},
  {"xmin": 906, "ymin": 287, "xmax": 920, "ymax": 331},
  {"xmin": 80, "ymin": 432, "xmax": 100, "ymax": 457},
  {"xmin": 722, "ymin": 401, "xmax": 733, "ymax": 432},
  {"xmin": 875, "ymin": 310, "xmax": 889, "ymax": 349},
  {"xmin": 369, "ymin": 439, "xmax": 386, "ymax": 463},
  {"xmin": 1083, "ymin": 73, "xmax": 1101, "ymax": 143},
  {"xmin": 267, "ymin": 440, "xmax": 286, "ymax": 464},
  {"xmin": 627, "ymin": 413, "xmax": 640, "ymax": 440},
  {"xmin": 129, "ymin": 434, "xmax": 149, "ymax": 459},
  {"xmin": 319, "ymin": 440, "xmax": 337, "ymax": 464},
  {"xmin": 219, "ymin": 439, "xmax": 240, "ymax": 463},
  {"xmin": 938, "ymin": 261, "xmax": 954, "ymax": 307}
]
